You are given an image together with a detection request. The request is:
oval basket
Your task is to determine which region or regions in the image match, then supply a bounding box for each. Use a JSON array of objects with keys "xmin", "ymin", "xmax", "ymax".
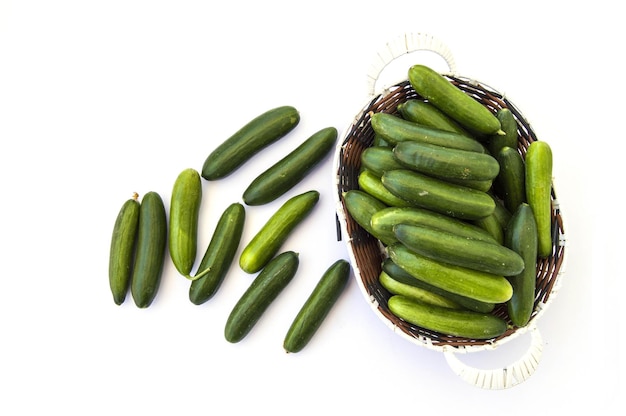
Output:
[{"xmin": 333, "ymin": 33, "xmax": 567, "ymax": 389}]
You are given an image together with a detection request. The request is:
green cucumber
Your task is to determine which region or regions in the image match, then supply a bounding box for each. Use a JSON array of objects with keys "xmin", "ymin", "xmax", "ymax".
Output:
[
  {"xmin": 504, "ymin": 203, "xmax": 538, "ymax": 327},
  {"xmin": 370, "ymin": 206, "xmax": 497, "ymax": 246},
  {"xmin": 358, "ymin": 170, "xmax": 411, "ymax": 208},
  {"xmin": 342, "ymin": 189, "xmax": 391, "ymax": 245},
  {"xmin": 243, "ymin": 127, "xmax": 337, "ymax": 206},
  {"xmin": 494, "ymin": 146, "xmax": 526, "ymax": 213},
  {"xmin": 397, "ymin": 99, "xmax": 472, "ymax": 136},
  {"xmin": 239, "ymin": 190, "xmax": 318, "ymax": 274},
  {"xmin": 387, "ymin": 243, "xmax": 513, "ymax": 304},
  {"xmin": 525, "ymin": 140, "xmax": 553, "ymax": 257},
  {"xmin": 169, "ymin": 168, "xmax": 202, "ymax": 279},
  {"xmin": 189, "ymin": 202, "xmax": 246, "ymax": 305},
  {"xmin": 473, "ymin": 212, "xmax": 504, "ymax": 245},
  {"xmin": 393, "ymin": 140, "xmax": 500, "ymax": 181},
  {"xmin": 201, "ymin": 106, "xmax": 300, "ymax": 180},
  {"xmin": 382, "ymin": 259, "xmax": 495, "ymax": 313},
  {"xmin": 379, "ymin": 270, "xmax": 462, "ymax": 309},
  {"xmin": 381, "ymin": 169, "xmax": 495, "ymax": 220},
  {"xmin": 487, "ymin": 108, "xmax": 518, "ymax": 156},
  {"xmin": 360, "ymin": 146, "xmax": 405, "ymax": 178},
  {"xmin": 283, "ymin": 259, "xmax": 351, "ymax": 353},
  {"xmin": 394, "ymin": 223, "xmax": 524, "ymax": 276},
  {"xmin": 408, "ymin": 64, "xmax": 503, "ymax": 136},
  {"xmin": 388, "ymin": 295, "xmax": 508, "ymax": 339},
  {"xmin": 370, "ymin": 112, "xmax": 485, "ymax": 153},
  {"xmin": 131, "ymin": 192, "xmax": 167, "ymax": 308},
  {"xmin": 225, "ymin": 251, "xmax": 299, "ymax": 343},
  {"xmin": 108, "ymin": 193, "xmax": 140, "ymax": 305}
]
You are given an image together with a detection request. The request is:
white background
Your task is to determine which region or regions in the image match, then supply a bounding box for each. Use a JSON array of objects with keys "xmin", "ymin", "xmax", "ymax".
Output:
[{"xmin": 1, "ymin": 0, "xmax": 622, "ymax": 414}]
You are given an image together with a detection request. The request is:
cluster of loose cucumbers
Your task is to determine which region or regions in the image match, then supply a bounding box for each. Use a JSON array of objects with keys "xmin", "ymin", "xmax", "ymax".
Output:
[
  {"xmin": 108, "ymin": 105, "xmax": 351, "ymax": 353},
  {"xmin": 344, "ymin": 64, "xmax": 554, "ymax": 340}
]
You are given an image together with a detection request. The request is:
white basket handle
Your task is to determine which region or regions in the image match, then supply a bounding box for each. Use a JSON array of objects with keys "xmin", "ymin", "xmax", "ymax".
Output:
[
  {"xmin": 366, "ymin": 32, "xmax": 458, "ymax": 97},
  {"xmin": 443, "ymin": 325, "xmax": 544, "ymax": 389}
]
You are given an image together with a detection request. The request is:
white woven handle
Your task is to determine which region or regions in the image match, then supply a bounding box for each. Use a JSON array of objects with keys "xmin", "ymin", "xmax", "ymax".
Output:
[
  {"xmin": 443, "ymin": 325, "xmax": 544, "ymax": 389},
  {"xmin": 366, "ymin": 32, "xmax": 458, "ymax": 97}
]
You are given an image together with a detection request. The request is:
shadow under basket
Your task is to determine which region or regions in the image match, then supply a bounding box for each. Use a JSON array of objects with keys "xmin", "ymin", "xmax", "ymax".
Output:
[{"xmin": 334, "ymin": 76, "xmax": 567, "ymax": 352}]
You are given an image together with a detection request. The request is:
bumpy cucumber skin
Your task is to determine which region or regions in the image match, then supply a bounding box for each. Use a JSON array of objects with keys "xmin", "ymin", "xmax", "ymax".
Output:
[
  {"xmin": 397, "ymin": 99, "xmax": 471, "ymax": 136},
  {"xmin": 370, "ymin": 112, "xmax": 485, "ymax": 153},
  {"xmin": 495, "ymin": 146, "xmax": 526, "ymax": 213},
  {"xmin": 394, "ymin": 223, "xmax": 525, "ymax": 276},
  {"xmin": 283, "ymin": 259, "xmax": 351, "ymax": 353},
  {"xmin": 239, "ymin": 190, "xmax": 319, "ymax": 274},
  {"xmin": 381, "ymin": 169, "xmax": 495, "ymax": 220},
  {"xmin": 201, "ymin": 106, "xmax": 300, "ymax": 180},
  {"xmin": 358, "ymin": 170, "xmax": 411, "ymax": 208},
  {"xmin": 225, "ymin": 251, "xmax": 299, "ymax": 343},
  {"xmin": 393, "ymin": 140, "xmax": 500, "ymax": 181},
  {"xmin": 387, "ymin": 243, "xmax": 513, "ymax": 304},
  {"xmin": 525, "ymin": 140, "xmax": 553, "ymax": 257},
  {"xmin": 189, "ymin": 203, "xmax": 246, "ymax": 305},
  {"xmin": 360, "ymin": 146, "xmax": 405, "ymax": 178},
  {"xmin": 388, "ymin": 295, "xmax": 508, "ymax": 340},
  {"xmin": 131, "ymin": 192, "xmax": 167, "ymax": 308},
  {"xmin": 109, "ymin": 195, "xmax": 140, "ymax": 305},
  {"xmin": 379, "ymin": 271, "xmax": 461, "ymax": 309},
  {"xmin": 169, "ymin": 168, "xmax": 202, "ymax": 278},
  {"xmin": 342, "ymin": 189, "xmax": 391, "ymax": 245},
  {"xmin": 408, "ymin": 64, "xmax": 502, "ymax": 136},
  {"xmin": 505, "ymin": 203, "xmax": 538, "ymax": 327},
  {"xmin": 243, "ymin": 127, "xmax": 337, "ymax": 206},
  {"xmin": 487, "ymin": 108, "xmax": 518, "ymax": 156}
]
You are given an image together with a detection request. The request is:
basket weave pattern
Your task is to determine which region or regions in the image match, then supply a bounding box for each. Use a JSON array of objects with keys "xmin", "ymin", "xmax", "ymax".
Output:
[{"xmin": 336, "ymin": 78, "xmax": 566, "ymax": 349}]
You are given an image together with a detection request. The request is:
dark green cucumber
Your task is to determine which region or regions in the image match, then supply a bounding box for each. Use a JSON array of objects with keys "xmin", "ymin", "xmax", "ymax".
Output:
[
  {"xmin": 487, "ymin": 108, "xmax": 518, "ymax": 156},
  {"xmin": 473, "ymin": 212, "xmax": 505, "ymax": 245},
  {"xmin": 370, "ymin": 112, "xmax": 485, "ymax": 152},
  {"xmin": 525, "ymin": 140, "xmax": 553, "ymax": 257},
  {"xmin": 243, "ymin": 127, "xmax": 337, "ymax": 206},
  {"xmin": 397, "ymin": 99, "xmax": 472, "ymax": 136},
  {"xmin": 201, "ymin": 106, "xmax": 300, "ymax": 180},
  {"xmin": 360, "ymin": 146, "xmax": 405, "ymax": 178},
  {"xmin": 382, "ymin": 258, "xmax": 495, "ymax": 313},
  {"xmin": 342, "ymin": 189, "xmax": 391, "ymax": 245},
  {"xmin": 358, "ymin": 170, "xmax": 411, "ymax": 208},
  {"xmin": 394, "ymin": 223, "xmax": 524, "ymax": 276},
  {"xmin": 387, "ymin": 243, "xmax": 513, "ymax": 304},
  {"xmin": 239, "ymin": 190, "xmax": 318, "ymax": 274},
  {"xmin": 370, "ymin": 206, "xmax": 497, "ymax": 246},
  {"xmin": 283, "ymin": 259, "xmax": 351, "ymax": 353},
  {"xmin": 225, "ymin": 251, "xmax": 299, "ymax": 343},
  {"xmin": 494, "ymin": 146, "xmax": 526, "ymax": 213},
  {"xmin": 108, "ymin": 193, "xmax": 140, "ymax": 305},
  {"xmin": 408, "ymin": 64, "xmax": 503, "ymax": 136},
  {"xmin": 169, "ymin": 168, "xmax": 202, "ymax": 279},
  {"xmin": 504, "ymin": 203, "xmax": 538, "ymax": 327},
  {"xmin": 388, "ymin": 295, "xmax": 508, "ymax": 339},
  {"xmin": 393, "ymin": 140, "xmax": 500, "ymax": 181},
  {"xmin": 379, "ymin": 270, "xmax": 462, "ymax": 309},
  {"xmin": 189, "ymin": 202, "xmax": 246, "ymax": 305},
  {"xmin": 131, "ymin": 192, "xmax": 167, "ymax": 308},
  {"xmin": 381, "ymin": 169, "xmax": 495, "ymax": 220}
]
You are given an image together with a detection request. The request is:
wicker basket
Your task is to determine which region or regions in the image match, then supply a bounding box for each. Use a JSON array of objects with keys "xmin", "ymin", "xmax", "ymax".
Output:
[{"xmin": 333, "ymin": 33, "xmax": 567, "ymax": 389}]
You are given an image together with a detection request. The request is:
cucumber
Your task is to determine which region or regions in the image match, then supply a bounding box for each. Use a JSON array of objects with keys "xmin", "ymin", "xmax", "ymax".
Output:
[
  {"xmin": 225, "ymin": 251, "xmax": 299, "ymax": 343},
  {"xmin": 130, "ymin": 192, "xmax": 167, "ymax": 308},
  {"xmin": 504, "ymin": 203, "xmax": 538, "ymax": 327},
  {"xmin": 525, "ymin": 140, "xmax": 553, "ymax": 257},
  {"xmin": 169, "ymin": 168, "xmax": 202, "ymax": 279},
  {"xmin": 388, "ymin": 295, "xmax": 508, "ymax": 339},
  {"xmin": 379, "ymin": 270, "xmax": 462, "ymax": 309},
  {"xmin": 408, "ymin": 64, "xmax": 503, "ymax": 136},
  {"xmin": 494, "ymin": 146, "xmax": 526, "ymax": 213},
  {"xmin": 243, "ymin": 127, "xmax": 337, "ymax": 206},
  {"xmin": 342, "ymin": 189, "xmax": 391, "ymax": 245},
  {"xmin": 370, "ymin": 206, "xmax": 497, "ymax": 247},
  {"xmin": 108, "ymin": 193, "xmax": 140, "ymax": 305},
  {"xmin": 393, "ymin": 140, "xmax": 500, "ymax": 181},
  {"xmin": 358, "ymin": 170, "xmax": 411, "ymax": 208},
  {"xmin": 370, "ymin": 112, "xmax": 485, "ymax": 153},
  {"xmin": 381, "ymin": 169, "xmax": 495, "ymax": 220},
  {"xmin": 382, "ymin": 258, "xmax": 495, "ymax": 313},
  {"xmin": 491, "ymin": 195, "xmax": 512, "ymax": 230},
  {"xmin": 387, "ymin": 243, "xmax": 513, "ymax": 304},
  {"xmin": 487, "ymin": 108, "xmax": 518, "ymax": 156},
  {"xmin": 472, "ymin": 212, "xmax": 504, "ymax": 245},
  {"xmin": 201, "ymin": 106, "xmax": 300, "ymax": 180},
  {"xmin": 397, "ymin": 99, "xmax": 471, "ymax": 136},
  {"xmin": 283, "ymin": 259, "xmax": 351, "ymax": 353},
  {"xmin": 394, "ymin": 223, "xmax": 525, "ymax": 276},
  {"xmin": 189, "ymin": 202, "xmax": 246, "ymax": 305},
  {"xmin": 239, "ymin": 190, "xmax": 319, "ymax": 274},
  {"xmin": 360, "ymin": 146, "xmax": 405, "ymax": 178}
]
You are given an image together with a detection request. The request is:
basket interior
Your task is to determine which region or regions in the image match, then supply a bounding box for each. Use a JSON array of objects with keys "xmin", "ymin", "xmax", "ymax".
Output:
[{"xmin": 336, "ymin": 78, "xmax": 566, "ymax": 349}]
